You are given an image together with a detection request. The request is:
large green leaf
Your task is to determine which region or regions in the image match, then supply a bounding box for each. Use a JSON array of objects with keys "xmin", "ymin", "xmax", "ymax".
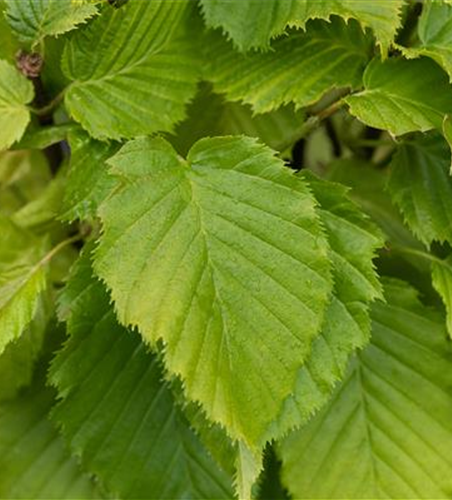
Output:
[
  {"xmin": 205, "ymin": 17, "xmax": 372, "ymax": 114},
  {"xmin": 5, "ymin": 0, "xmax": 98, "ymax": 45},
  {"xmin": 50, "ymin": 251, "xmax": 233, "ymax": 500},
  {"xmin": 94, "ymin": 135, "xmax": 333, "ymax": 446},
  {"xmin": 0, "ymin": 382, "xmax": 100, "ymax": 499},
  {"xmin": 63, "ymin": 0, "xmax": 200, "ymax": 140},
  {"xmin": 200, "ymin": 0, "xmax": 403, "ymax": 53},
  {"xmin": 280, "ymin": 279, "xmax": 452, "ymax": 499},
  {"xmin": 0, "ymin": 216, "xmax": 48, "ymax": 356},
  {"xmin": 346, "ymin": 57, "xmax": 452, "ymax": 136},
  {"xmin": 62, "ymin": 129, "xmax": 119, "ymax": 221},
  {"xmin": 0, "ymin": 59, "xmax": 34, "ymax": 151},
  {"xmin": 264, "ymin": 173, "xmax": 383, "ymax": 443},
  {"xmin": 387, "ymin": 133, "xmax": 452, "ymax": 246}
]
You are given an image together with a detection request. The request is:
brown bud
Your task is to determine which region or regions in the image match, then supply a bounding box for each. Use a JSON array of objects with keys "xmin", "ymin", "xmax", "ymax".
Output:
[{"xmin": 15, "ymin": 50, "xmax": 44, "ymax": 79}]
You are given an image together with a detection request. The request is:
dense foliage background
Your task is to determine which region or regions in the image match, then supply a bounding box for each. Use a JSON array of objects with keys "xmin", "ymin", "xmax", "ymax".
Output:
[{"xmin": 2, "ymin": 0, "xmax": 452, "ymax": 498}]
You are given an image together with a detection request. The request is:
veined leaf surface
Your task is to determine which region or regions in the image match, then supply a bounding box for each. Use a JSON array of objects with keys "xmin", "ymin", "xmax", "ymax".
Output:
[
  {"xmin": 94, "ymin": 135, "xmax": 333, "ymax": 446},
  {"xmin": 346, "ymin": 57, "xmax": 452, "ymax": 136},
  {"xmin": 63, "ymin": 0, "xmax": 200, "ymax": 140},
  {"xmin": 205, "ymin": 17, "xmax": 372, "ymax": 114},
  {"xmin": 280, "ymin": 279, "xmax": 452, "ymax": 499}
]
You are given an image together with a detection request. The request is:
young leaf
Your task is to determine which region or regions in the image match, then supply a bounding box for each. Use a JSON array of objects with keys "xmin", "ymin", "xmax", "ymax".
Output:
[
  {"xmin": 0, "ymin": 59, "xmax": 34, "ymax": 151},
  {"xmin": 50, "ymin": 252, "xmax": 233, "ymax": 500},
  {"xmin": 0, "ymin": 216, "xmax": 48, "ymax": 355},
  {"xmin": 387, "ymin": 134, "xmax": 452, "ymax": 246},
  {"xmin": 0, "ymin": 382, "xmax": 101, "ymax": 499},
  {"xmin": 200, "ymin": 0, "xmax": 403, "ymax": 54},
  {"xmin": 5, "ymin": 0, "xmax": 98, "ymax": 45},
  {"xmin": 94, "ymin": 135, "xmax": 333, "ymax": 446},
  {"xmin": 346, "ymin": 57, "xmax": 452, "ymax": 137},
  {"xmin": 280, "ymin": 279, "xmax": 452, "ymax": 499},
  {"xmin": 62, "ymin": 0, "xmax": 200, "ymax": 140},
  {"xmin": 205, "ymin": 17, "xmax": 372, "ymax": 114}
]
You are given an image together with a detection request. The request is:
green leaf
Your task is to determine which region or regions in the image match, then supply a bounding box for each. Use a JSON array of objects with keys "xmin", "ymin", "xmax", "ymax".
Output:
[
  {"xmin": 401, "ymin": 0, "xmax": 452, "ymax": 82},
  {"xmin": 205, "ymin": 17, "xmax": 372, "ymax": 114},
  {"xmin": 431, "ymin": 255, "xmax": 452, "ymax": 339},
  {"xmin": 6, "ymin": 0, "xmax": 98, "ymax": 45},
  {"xmin": 387, "ymin": 133, "xmax": 452, "ymax": 246},
  {"xmin": 94, "ymin": 135, "xmax": 333, "ymax": 446},
  {"xmin": 0, "ymin": 1, "xmax": 19, "ymax": 61},
  {"xmin": 280, "ymin": 279, "xmax": 452, "ymax": 499},
  {"xmin": 0, "ymin": 216, "xmax": 48, "ymax": 356},
  {"xmin": 0, "ymin": 381, "xmax": 101, "ymax": 499},
  {"xmin": 346, "ymin": 57, "xmax": 452, "ymax": 136},
  {"xmin": 50, "ymin": 251, "xmax": 233, "ymax": 500},
  {"xmin": 200, "ymin": 0, "xmax": 403, "ymax": 54},
  {"xmin": 264, "ymin": 173, "xmax": 383, "ymax": 442},
  {"xmin": 62, "ymin": 129, "xmax": 119, "ymax": 222},
  {"xmin": 63, "ymin": 0, "xmax": 200, "ymax": 140},
  {"xmin": 0, "ymin": 59, "xmax": 34, "ymax": 151}
]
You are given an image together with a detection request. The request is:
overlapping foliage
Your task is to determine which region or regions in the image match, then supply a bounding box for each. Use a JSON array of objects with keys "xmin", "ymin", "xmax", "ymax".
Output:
[{"xmin": 1, "ymin": 1, "xmax": 452, "ymax": 499}]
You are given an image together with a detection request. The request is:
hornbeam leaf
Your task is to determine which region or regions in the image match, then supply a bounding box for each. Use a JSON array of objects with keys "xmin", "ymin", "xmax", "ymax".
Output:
[
  {"xmin": 50, "ymin": 252, "xmax": 233, "ymax": 500},
  {"xmin": 94, "ymin": 136, "xmax": 333, "ymax": 446},
  {"xmin": 6, "ymin": 0, "xmax": 98, "ymax": 45},
  {"xmin": 205, "ymin": 17, "xmax": 372, "ymax": 114},
  {"xmin": 0, "ymin": 216, "xmax": 48, "ymax": 355},
  {"xmin": 387, "ymin": 133, "xmax": 452, "ymax": 246},
  {"xmin": 200, "ymin": 0, "xmax": 403, "ymax": 54},
  {"xmin": 63, "ymin": 0, "xmax": 200, "ymax": 140},
  {"xmin": 346, "ymin": 57, "xmax": 452, "ymax": 136},
  {"xmin": 280, "ymin": 279, "xmax": 452, "ymax": 499},
  {"xmin": 264, "ymin": 173, "xmax": 383, "ymax": 443},
  {"xmin": 0, "ymin": 382, "xmax": 100, "ymax": 499},
  {"xmin": 401, "ymin": 0, "xmax": 452, "ymax": 82},
  {"xmin": 0, "ymin": 59, "xmax": 34, "ymax": 151}
]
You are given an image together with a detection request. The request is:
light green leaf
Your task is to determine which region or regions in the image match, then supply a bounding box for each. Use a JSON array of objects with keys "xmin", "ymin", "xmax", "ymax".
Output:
[
  {"xmin": 6, "ymin": 0, "xmax": 98, "ymax": 45},
  {"xmin": 50, "ymin": 251, "xmax": 233, "ymax": 500},
  {"xmin": 431, "ymin": 255, "xmax": 452, "ymax": 339},
  {"xmin": 346, "ymin": 57, "xmax": 452, "ymax": 136},
  {"xmin": 264, "ymin": 173, "xmax": 383, "ymax": 443},
  {"xmin": 205, "ymin": 17, "xmax": 372, "ymax": 114},
  {"xmin": 280, "ymin": 279, "xmax": 452, "ymax": 499},
  {"xmin": 0, "ymin": 216, "xmax": 48, "ymax": 356},
  {"xmin": 0, "ymin": 1, "xmax": 19, "ymax": 61},
  {"xmin": 94, "ymin": 135, "xmax": 333, "ymax": 446},
  {"xmin": 200, "ymin": 0, "xmax": 403, "ymax": 54},
  {"xmin": 387, "ymin": 133, "xmax": 452, "ymax": 246},
  {"xmin": 63, "ymin": 0, "xmax": 200, "ymax": 140},
  {"xmin": 0, "ymin": 381, "xmax": 101, "ymax": 499},
  {"xmin": 401, "ymin": 0, "xmax": 452, "ymax": 81},
  {"xmin": 0, "ymin": 59, "xmax": 34, "ymax": 151},
  {"xmin": 172, "ymin": 84, "xmax": 306, "ymax": 155},
  {"xmin": 62, "ymin": 129, "xmax": 119, "ymax": 221}
]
